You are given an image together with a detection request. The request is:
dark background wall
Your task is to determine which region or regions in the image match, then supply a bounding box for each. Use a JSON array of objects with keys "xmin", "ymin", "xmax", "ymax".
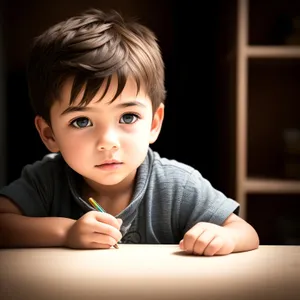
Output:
[{"xmin": 1, "ymin": 0, "xmax": 235, "ymax": 196}]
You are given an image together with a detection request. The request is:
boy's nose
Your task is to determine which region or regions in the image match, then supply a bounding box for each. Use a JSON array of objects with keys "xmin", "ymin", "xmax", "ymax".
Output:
[{"xmin": 96, "ymin": 129, "xmax": 120, "ymax": 151}]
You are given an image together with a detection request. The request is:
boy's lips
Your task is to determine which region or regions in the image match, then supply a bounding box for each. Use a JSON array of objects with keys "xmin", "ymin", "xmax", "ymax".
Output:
[
  {"xmin": 95, "ymin": 159, "xmax": 123, "ymax": 166},
  {"xmin": 95, "ymin": 160, "xmax": 123, "ymax": 171}
]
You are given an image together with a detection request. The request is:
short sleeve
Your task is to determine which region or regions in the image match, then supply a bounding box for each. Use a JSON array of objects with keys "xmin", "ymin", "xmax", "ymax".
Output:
[
  {"xmin": 0, "ymin": 155, "xmax": 60, "ymax": 217},
  {"xmin": 178, "ymin": 169, "xmax": 240, "ymax": 233}
]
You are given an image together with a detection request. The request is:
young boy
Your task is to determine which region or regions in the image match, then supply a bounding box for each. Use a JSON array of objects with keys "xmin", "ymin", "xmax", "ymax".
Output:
[{"xmin": 0, "ymin": 9, "xmax": 259, "ymax": 255}]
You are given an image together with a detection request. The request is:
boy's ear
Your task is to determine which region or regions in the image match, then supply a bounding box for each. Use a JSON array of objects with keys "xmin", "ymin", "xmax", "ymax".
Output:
[
  {"xmin": 149, "ymin": 103, "xmax": 164, "ymax": 144},
  {"xmin": 34, "ymin": 116, "xmax": 59, "ymax": 153}
]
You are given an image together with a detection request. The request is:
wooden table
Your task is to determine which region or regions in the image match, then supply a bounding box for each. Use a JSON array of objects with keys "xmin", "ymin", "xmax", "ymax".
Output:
[{"xmin": 0, "ymin": 245, "xmax": 299, "ymax": 300}]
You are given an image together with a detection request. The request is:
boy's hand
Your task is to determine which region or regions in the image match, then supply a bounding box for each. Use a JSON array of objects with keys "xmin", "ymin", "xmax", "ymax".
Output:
[
  {"xmin": 64, "ymin": 211, "xmax": 122, "ymax": 249},
  {"xmin": 179, "ymin": 222, "xmax": 235, "ymax": 256}
]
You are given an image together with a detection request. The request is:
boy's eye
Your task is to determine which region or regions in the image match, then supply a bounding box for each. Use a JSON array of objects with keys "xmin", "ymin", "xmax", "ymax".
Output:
[
  {"xmin": 71, "ymin": 117, "xmax": 92, "ymax": 128},
  {"xmin": 120, "ymin": 113, "xmax": 139, "ymax": 124}
]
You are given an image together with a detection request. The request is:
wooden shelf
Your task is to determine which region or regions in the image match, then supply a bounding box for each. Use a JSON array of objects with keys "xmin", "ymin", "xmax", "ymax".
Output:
[
  {"xmin": 235, "ymin": 0, "xmax": 300, "ymax": 220},
  {"xmin": 234, "ymin": 0, "xmax": 300, "ymax": 244},
  {"xmin": 245, "ymin": 178, "xmax": 300, "ymax": 194},
  {"xmin": 246, "ymin": 46, "xmax": 300, "ymax": 58}
]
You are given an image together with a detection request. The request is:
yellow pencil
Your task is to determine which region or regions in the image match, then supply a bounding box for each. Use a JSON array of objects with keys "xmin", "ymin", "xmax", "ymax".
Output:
[{"xmin": 88, "ymin": 197, "xmax": 119, "ymax": 249}]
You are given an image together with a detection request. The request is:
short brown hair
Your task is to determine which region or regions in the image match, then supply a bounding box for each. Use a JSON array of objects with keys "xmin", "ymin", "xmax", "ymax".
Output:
[{"xmin": 27, "ymin": 8, "xmax": 166, "ymax": 124}]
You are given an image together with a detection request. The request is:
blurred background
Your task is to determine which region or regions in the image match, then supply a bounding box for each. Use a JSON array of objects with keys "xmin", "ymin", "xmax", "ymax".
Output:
[{"xmin": 1, "ymin": 0, "xmax": 300, "ymax": 245}]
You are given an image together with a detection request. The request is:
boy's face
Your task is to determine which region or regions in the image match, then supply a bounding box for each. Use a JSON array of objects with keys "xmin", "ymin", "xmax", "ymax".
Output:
[{"xmin": 35, "ymin": 76, "xmax": 164, "ymax": 186}]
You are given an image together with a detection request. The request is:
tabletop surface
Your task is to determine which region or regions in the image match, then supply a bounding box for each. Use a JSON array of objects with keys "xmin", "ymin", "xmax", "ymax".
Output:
[{"xmin": 1, "ymin": 245, "xmax": 300, "ymax": 300}]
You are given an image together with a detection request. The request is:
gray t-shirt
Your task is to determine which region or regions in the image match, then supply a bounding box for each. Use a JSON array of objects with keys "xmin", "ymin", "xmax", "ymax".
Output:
[{"xmin": 0, "ymin": 148, "xmax": 239, "ymax": 244}]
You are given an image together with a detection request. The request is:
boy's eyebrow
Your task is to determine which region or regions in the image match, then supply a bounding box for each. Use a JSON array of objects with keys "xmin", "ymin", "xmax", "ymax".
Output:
[
  {"xmin": 60, "ymin": 101, "xmax": 147, "ymax": 116},
  {"xmin": 61, "ymin": 106, "xmax": 91, "ymax": 116},
  {"xmin": 118, "ymin": 101, "xmax": 147, "ymax": 109}
]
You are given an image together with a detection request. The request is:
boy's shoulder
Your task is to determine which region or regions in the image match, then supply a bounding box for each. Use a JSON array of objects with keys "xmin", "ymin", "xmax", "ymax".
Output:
[
  {"xmin": 151, "ymin": 150, "xmax": 196, "ymax": 173},
  {"xmin": 149, "ymin": 149, "xmax": 200, "ymax": 184},
  {"xmin": 21, "ymin": 152, "xmax": 65, "ymax": 176}
]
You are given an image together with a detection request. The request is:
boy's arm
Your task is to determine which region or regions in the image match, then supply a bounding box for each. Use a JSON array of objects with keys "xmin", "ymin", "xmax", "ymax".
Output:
[
  {"xmin": 0, "ymin": 196, "xmax": 75, "ymax": 248},
  {"xmin": 179, "ymin": 213, "xmax": 259, "ymax": 256},
  {"xmin": 222, "ymin": 213, "xmax": 259, "ymax": 252}
]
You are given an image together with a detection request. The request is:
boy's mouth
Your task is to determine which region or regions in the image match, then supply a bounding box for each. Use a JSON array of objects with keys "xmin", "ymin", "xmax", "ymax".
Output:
[
  {"xmin": 99, "ymin": 159, "xmax": 122, "ymax": 165},
  {"xmin": 95, "ymin": 159, "xmax": 123, "ymax": 167}
]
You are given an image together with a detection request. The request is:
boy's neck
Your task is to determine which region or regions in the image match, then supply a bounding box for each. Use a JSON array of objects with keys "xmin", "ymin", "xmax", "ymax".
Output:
[{"xmin": 81, "ymin": 170, "xmax": 137, "ymax": 216}]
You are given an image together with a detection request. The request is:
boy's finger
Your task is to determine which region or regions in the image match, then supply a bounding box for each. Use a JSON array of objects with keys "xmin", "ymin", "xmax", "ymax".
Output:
[
  {"xmin": 92, "ymin": 211, "xmax": 120, "ymax": 229},
  {"xmin": 117, "ymin": 218, "xmax": 123, "ymax": 227},
  {"xmin": 92, "ymin": 221, "xmax": 122, "ymax": 242}
]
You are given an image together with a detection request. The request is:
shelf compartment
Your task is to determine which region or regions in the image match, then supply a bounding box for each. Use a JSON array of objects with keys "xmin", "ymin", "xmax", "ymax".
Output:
[
  {"xmin": 247, "ymin": 193, "xmax": 300, "ymax": 245},
  {"xmin": 247, "ymin": 58, "xmax": 300, "ymax": 179},
  {"xmin": 249, "ymin": 0, "xmax": 300, "ymax": 46}
]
